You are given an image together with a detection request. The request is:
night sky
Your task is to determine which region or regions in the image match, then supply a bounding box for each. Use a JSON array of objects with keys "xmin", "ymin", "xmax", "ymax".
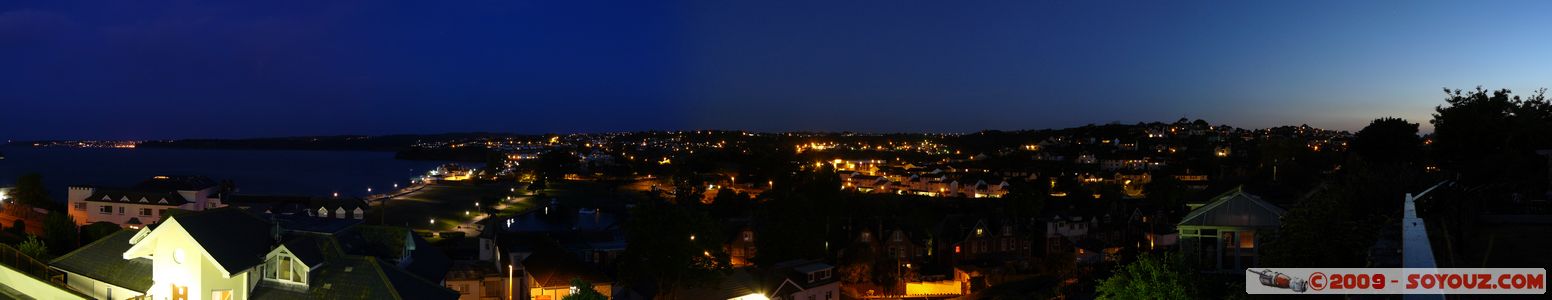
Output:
[{"xmin": 4, "ymin": 0, "xmax": 1551, "ymax": 140}]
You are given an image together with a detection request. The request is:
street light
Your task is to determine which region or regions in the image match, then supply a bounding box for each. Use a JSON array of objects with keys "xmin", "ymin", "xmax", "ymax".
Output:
[{"xmin": 367, "ymin": 187, "xmax": 373, "ymax": 193}]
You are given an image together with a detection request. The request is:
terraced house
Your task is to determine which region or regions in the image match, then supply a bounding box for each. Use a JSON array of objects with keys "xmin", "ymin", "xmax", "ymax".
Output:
[
  {"xmin": 49, "ymin": 208, "xmax": 456, "ymax": 300},
  {"xmin": 66, "ymin": 176, "xmax": 226, "ymax": 228}
]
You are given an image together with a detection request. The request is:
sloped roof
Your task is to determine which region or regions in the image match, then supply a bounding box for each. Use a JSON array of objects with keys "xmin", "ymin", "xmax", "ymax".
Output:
[
  {"xmin": 50, "ymin": 230, "xmax": 154, "ymax": 292},
  {"xmin": 1177, "ymin": 186, "xmax": 1286, "ymax": 228},
  {"xmin": 170, "ymin": 207, "xmax": 275, "ymax": 274},
  {"xmin": 83, "ymin": 189, "xmax": 190, "ymax": 206},
  {"xmin": 521, "ymin": 237, "xmax": 609, "ymax": 288}
]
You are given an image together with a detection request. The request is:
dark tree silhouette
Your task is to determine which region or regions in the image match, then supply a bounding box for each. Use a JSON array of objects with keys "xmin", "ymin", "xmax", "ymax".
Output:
[{"xmin": 1351, "ymin": 117, "xmax": 1422, "ymax": 165}]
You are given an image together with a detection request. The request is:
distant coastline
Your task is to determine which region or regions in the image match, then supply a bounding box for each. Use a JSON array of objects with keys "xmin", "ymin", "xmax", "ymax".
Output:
[{"xmin": 6, "ymin": 132, "xmax": 524, "ymax": 162}]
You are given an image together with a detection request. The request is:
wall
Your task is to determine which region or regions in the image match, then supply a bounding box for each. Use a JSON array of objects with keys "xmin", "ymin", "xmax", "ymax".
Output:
[
  {"xmin": 62, "ymin": 272, "xmax": 139, "ymax": 300},
  {"xmin": 0, "ymin": 265, "xmax": 88, "ymax": 300}
]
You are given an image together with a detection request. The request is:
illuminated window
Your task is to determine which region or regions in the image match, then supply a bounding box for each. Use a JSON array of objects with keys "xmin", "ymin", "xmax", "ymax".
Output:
[{"xmin": 280, "ymin": 257, "xmax": 293, "ymax": 281}]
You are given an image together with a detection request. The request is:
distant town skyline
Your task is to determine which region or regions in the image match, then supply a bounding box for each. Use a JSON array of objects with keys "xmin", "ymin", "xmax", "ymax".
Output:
[{"xmin": 5, "ymin": 1, "xmax": 1552, "ymax": 140}]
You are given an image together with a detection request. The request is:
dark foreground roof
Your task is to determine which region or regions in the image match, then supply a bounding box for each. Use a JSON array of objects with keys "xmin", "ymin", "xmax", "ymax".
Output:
[
  {"xmin": 50, "ymin": 230, "xmax": 154, "ymax": 292},
  {"xmin": 172, "ymin": 207, "xmax": 275, "ymax": 274},
  {"xmin": 521, "ymin": 237, "xmax": 610, "ymax": 288}
]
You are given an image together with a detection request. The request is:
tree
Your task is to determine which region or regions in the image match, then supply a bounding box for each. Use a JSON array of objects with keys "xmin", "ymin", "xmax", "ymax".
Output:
[
  {"xmin": 43, "ymin": 211, "xmax": 77, "ymax": 255},
  {"xmin": 561, "ymin": 278, "xmax": 608, "ymax": 300},
  {"xmin": 13, "ymin": 173, "xmax": 52, "ymax": 209},
  {"xmin": 709, "ymin": 187, "xmax": 748, "ymax": 219},
  {"xmin": 1431, "ymin": 87, "xmax": 1552, "ymax": 187},
  {"xmin": 18, "ymin": 235, "xmax": 49, "ymax": 260},
  {"xmin": 1351, "ymin": 117, "xmax": 1422, "ymax": 165},
  {"xmin": 80, "ymin": 222, "xmax": 125, "ymax": 245},
  {"xmin": 618, "ymin": 197, "xmax": 726, "ymax": 298},
  {"xmin": 1145, "ymin": 172, "xmax": 1187, "ymax": 210},
  {"xmin": 1096, "ymin": 252, "xmax": 1200, "ymax": 300}
]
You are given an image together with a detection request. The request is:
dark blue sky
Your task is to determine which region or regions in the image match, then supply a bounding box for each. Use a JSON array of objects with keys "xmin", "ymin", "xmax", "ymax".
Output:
[{"xmin": 4, "ymin": 0, "xmax": 1550, "ymax": 140}]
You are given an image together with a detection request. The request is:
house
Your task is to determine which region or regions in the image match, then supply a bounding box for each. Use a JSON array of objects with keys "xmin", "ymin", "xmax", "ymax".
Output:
[
  {"xmin": 445, "ymin": 261, "xmax": 505, "ymax": 300},
  {"xmin": 680, "ymin": 260, "xmax": 837, "ymax": 300},
  {"xmin": 727, "ymin": 226, "xmax": 758, "ymax": 267},
  {"xmin": 520, "ymin": 238, "xmax": 612, "ymax": 300},
  {"xmin": 223, "ymin": 195, "xmax": 368, "ymax": 220},
  {"xmin": 66, "ymin": 176, "xmax": 225, "ymax": 227},
  {"xmin": 1176, "ymin": 187, "xmax": 1286, "ymax": 272},
  {"xmin": 49, "ymin": 208, "xmax": 456, "ymax": 300},
  {"xmin": 768, "ymin": 261, "xmax": 839, "ymax": 300}
]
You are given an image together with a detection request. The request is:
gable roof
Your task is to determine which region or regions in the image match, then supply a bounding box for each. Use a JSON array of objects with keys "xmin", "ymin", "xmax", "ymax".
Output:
[
  {"xmin": 82, "ymin": 189, "xmax": 190, "ymax": 206},
  {"xmin": 50, "ymin": 230, "xmax": 155, "ymax": 292},
  {"xmin": 1177, "ymin": 186, "xmax": 1286, "ymax": 228},
  {"xmin": 138, "ymin": 207, "xmax": 275, "ymax": 276}
]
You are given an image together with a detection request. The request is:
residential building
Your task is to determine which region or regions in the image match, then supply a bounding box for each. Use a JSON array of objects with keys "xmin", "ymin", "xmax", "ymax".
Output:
[
  {"xmin": 66, "ymin": 176, "xmax": 225, "ymax": 227},
  {"xmin": 1176, "ymin": 187, "xmax": 1286, "ymax": 272},
  {"xmin": 49, "ymin": 207, "xmax": 456, "ymax": 300}
]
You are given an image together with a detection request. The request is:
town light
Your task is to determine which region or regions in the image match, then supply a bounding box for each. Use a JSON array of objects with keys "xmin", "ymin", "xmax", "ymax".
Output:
[
  {"xmin": 690, "ymin": 235, "xmax": 696, "ymax": 241},
  {"xmin": 731, "ymin": 293, "xmax": 770, "ymax": 300},
  {"xmin": 367, "ymin": 187, "xmax": 373, "ymax": 193},
  {"xmin": 332, "ymin": 192, "xmax": 339, "ymax": 198}
]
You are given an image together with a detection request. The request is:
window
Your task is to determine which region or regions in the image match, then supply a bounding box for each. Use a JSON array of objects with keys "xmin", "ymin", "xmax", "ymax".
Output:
[
  {"xmin": 280, "ymin": 256, "xmax": 293, "ymax": 281},
  {"xmin": 75, "ymin": 202, "xmax": 87, "ymax": 210},
  {"xmin": 211, "ymin": 290, "xmax": 232, "ymax": 300},
  {"xmin": 140, "ymin": 208, "xmax": 153, "ymax": 216},
  {"xmin": 118, "ymin": 207, "xmax": 125, "ymax": 215},
  {"xmin": 826, "ymin": 291, "xmax": 833, "ymax": 300},
  {"xmin": 99, "ymin": 205, "xmax": 112, "ymax": 215},
  {"xmin": 743, "ymin": 231, "xmax": 753, "ymax": 242},
  {"xmin": 159, "ymin": 209, "xmax": 167, "ymax": 216}
]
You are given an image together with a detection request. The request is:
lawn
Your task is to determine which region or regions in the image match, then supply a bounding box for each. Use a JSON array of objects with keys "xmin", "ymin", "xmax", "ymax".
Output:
[{"xmin": 367, "ymin": 183, "xmax": 520, "ymax": 232}]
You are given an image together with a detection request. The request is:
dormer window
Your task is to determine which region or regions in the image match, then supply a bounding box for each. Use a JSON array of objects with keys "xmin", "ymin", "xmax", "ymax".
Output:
[{"xmin": 742, "ymin": 231, "xmax": 753, "ymax": 242}]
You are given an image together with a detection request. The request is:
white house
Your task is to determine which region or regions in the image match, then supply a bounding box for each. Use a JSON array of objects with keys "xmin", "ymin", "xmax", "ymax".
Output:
[
  {"xmin": 50, "ymin": 208, "xmax": 456, "ymax": 300},
  {"xmin": 66, "ymin": 176, "xmax": 224, "ymax": 228}
]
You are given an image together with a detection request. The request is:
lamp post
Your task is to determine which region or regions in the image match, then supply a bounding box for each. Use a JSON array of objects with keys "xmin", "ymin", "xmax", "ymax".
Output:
[{"xmin": 508, "ymin": 264, "xmax": 514, "ymax": 300}]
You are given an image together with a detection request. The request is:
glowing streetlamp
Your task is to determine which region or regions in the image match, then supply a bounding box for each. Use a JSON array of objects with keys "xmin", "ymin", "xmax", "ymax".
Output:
[
  {"xmin": 332, "ymin": 192, "xmax": 339, "ymax": 198},
  {"xmin": 367, "ymin": 187, "xmax": 373, "ymax": 193}
]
